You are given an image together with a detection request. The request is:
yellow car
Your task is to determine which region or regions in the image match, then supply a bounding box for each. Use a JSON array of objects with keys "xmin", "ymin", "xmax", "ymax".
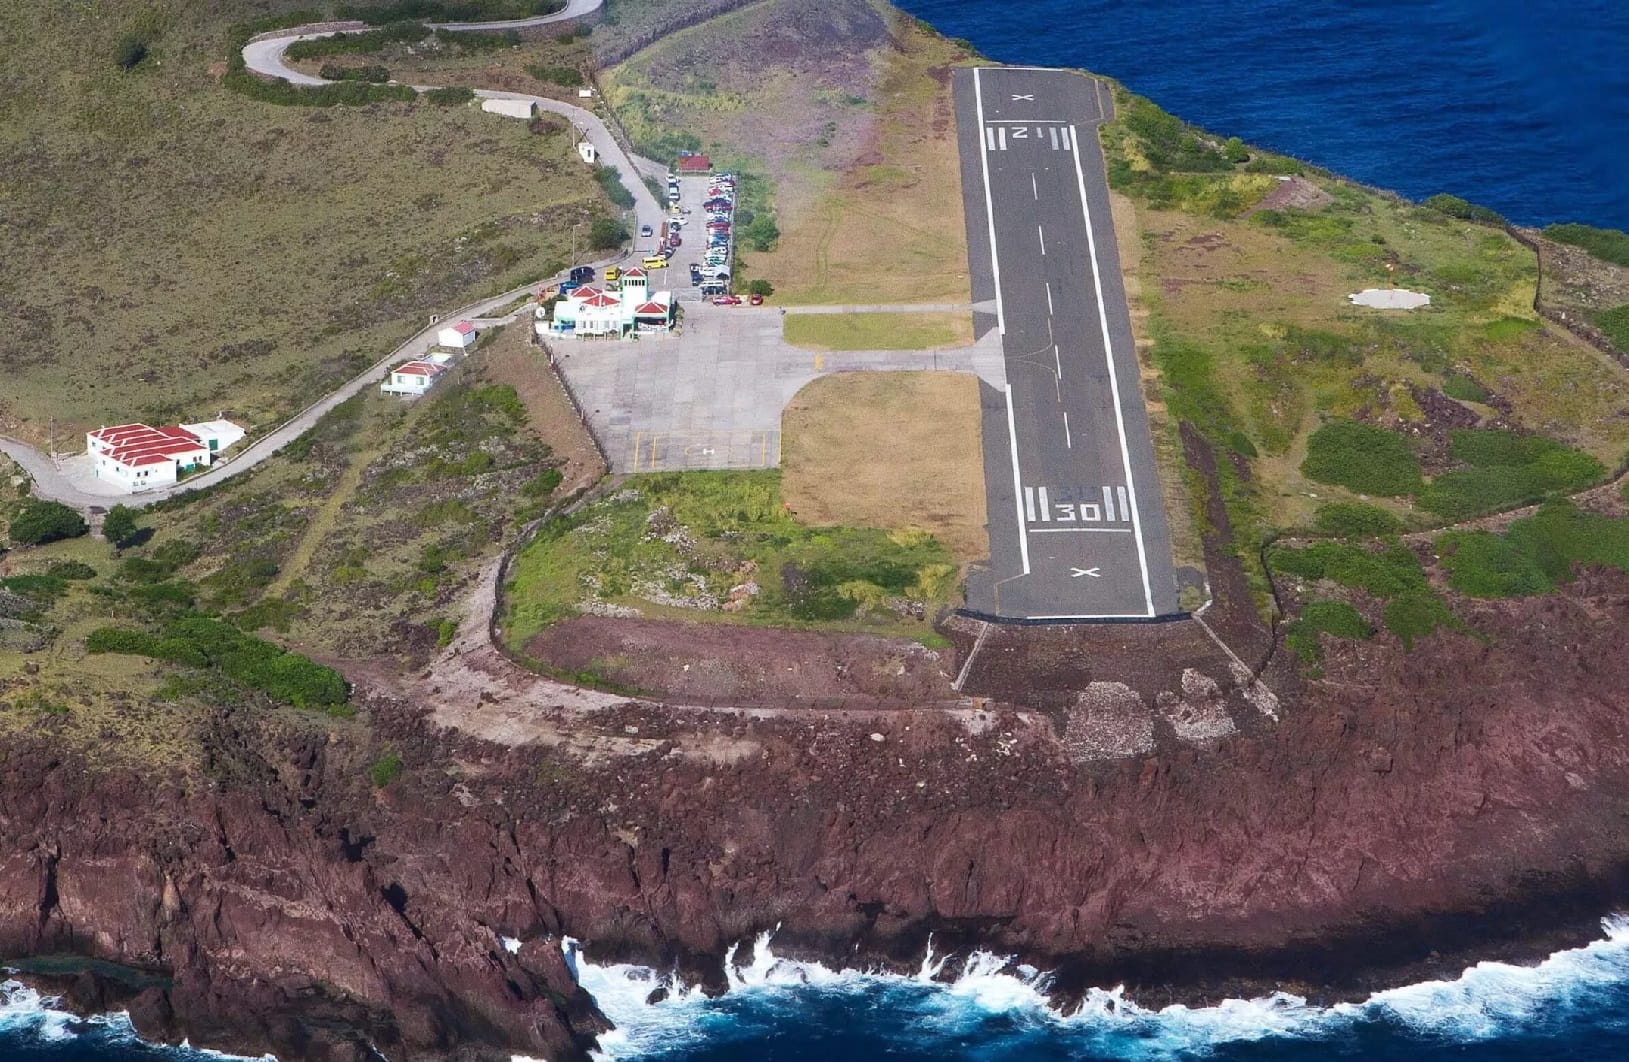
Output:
[
  {"xmin": 604, "ymin": 267, "xmax": 620, "ymax": 283},
  {"xmin": 643, "ymin": 256, "xmax": 668, "ymax": 269}
]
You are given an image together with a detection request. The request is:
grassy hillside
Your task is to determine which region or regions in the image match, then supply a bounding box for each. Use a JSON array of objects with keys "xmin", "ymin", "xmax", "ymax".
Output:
[{"xmin": 0, "ymin": 1, "xmax": 614, "ymax": 443}]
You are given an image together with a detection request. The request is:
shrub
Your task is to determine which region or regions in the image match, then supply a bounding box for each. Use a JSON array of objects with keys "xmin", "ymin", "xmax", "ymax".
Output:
[
  {"xmin": 1222, "ymin": 137, "xmax": 1249, "ymax": 164},
  {"xmin": 1423, "ymin": 193, "xmax": 1505, "ymax": 225},
  {"xmin": 741, "ymin": 214, "xmax": 780, "ymax": 252},
  {"xmin": 8, "ymin": 501, "xmax": 88, "ymax": 546},
  {"xmin": 593, "ymin": 165, "xmax": 636, "ymax": 210},
  {"xmin": 1544, "ymin": 223, "xmax": 1629, "ymax": 268},
  {"xmin": 320, "ymin": 63, "xmax": 392, "ymax": 83},
  {"xmin": 522, "ymin": 468, "xmax": 563, "ymax": 497},
  {"xmin": 1417, "ymin": 430, "xmax": 1604, "ymax": 520},
  {"xmin": 1382, "ymin": 591, "xmax": 1456, "ymax": 648},
  {"xmin": 526, "ymin": 63, "xmax": 582, "ymax": 87},
  {"xmin": 746, "ymin": 279, "xmax": 774, "ymax": 297},
  {"xmin": 588, "ymin": 217, "xmax": 627, "ymax": 250},
  {"xmin": 89, "ymin": 617, "xmax": 347, "ymax": 710},
  {"xmin": 1284, "ymin": 599, "xmax": 1373, "ymax": 662},
  {"xmin": 1313, "ymin": 502, "xmax": 1403, "ymax": 539},
  {"xmin": 370, "ymin": 752, "xmax": 404, "ymax": 787},
  {"xmin": 339, "ymin": 0, "xmax": 564, "ymax": 25},
  {"xmin": 46, "ymin": 561, "xmax": 96, "ymax": 581},
  {"xmin": 423, "ymin": 86, "xmax": 475, "ymax": 106},
  {"xmin": 1441, "ymin": 374, "xmax": 1490, "ymax": 403},
  {"xmin": 1270, "ymin": 542, "xmax": 1426, "ymax": 597},
  {"xmin": 1437, "ymin": 530, "xmax": 1552, "ymax": 598},
  {"xmin": 1300, "ymin": 420, "xmax": 1423, "ymax": 497},
  {"xmin": 101, "ymin": 504, "xmax": 140, "ymax": 548},
  {"xmin": 115, "ymin": 34, "xmax": 150, "ymax": 71},
  {"xmin": 287, "ymin": 23, "xmax": 430, "ymax": 60},
  {"xmin": 1595, "ymin": 305, "xmax": 1629, "ymax": 352}
]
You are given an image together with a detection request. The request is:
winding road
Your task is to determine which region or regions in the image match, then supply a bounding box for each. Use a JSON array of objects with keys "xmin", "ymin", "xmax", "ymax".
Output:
[{"xmin": 0, "ymin": 0, "xmax": 672, "ymax": 512}]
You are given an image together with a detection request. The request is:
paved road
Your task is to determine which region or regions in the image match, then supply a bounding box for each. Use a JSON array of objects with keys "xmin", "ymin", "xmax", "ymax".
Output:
[{"xmin": 952, "ymin": 67, "xmax": 1180, "ymax": 620}]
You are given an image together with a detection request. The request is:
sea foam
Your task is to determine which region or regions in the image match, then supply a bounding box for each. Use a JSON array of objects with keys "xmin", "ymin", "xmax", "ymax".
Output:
[{"xmin": 570, "ymin": 915, "xmax": 1629, "ymax": 1060}]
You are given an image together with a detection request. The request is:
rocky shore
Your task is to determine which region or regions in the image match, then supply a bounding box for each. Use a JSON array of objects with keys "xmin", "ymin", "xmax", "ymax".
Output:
[{"xmin": 4, "ymin": 556, "xmax": 1629, "ymax": 1058}]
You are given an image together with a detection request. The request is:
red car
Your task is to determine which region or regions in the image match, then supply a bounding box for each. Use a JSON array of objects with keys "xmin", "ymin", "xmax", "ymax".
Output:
[
  {"xmin": 749, "ymin": 293, "xmax": 764, "ymax": 306},
  {"xmin": 712, "ymin": 294, "xmax": 743, "ymax": 306}
]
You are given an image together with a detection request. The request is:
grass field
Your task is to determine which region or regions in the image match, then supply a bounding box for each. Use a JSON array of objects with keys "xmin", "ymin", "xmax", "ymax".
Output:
[
  {"xmin": 780, "ymin": 372, "xmax": 987, "ymax": 564},
  {"xmin": 601, "ymin": 0, "xmax": 973, "ymax": 304},
  {"xmin": 502, "ymin": 470, "xmax": 963, "ymax": 645},
  {"xmin": 0, "ymin": 1, "xmax": 615, "ymax": 443},
  {"xmin": 1101, "ymin": 89, "xmax": 1629, "ymax": 557},
  {"xmin": 782, "ymin": 312, "xmax": 973, "ymax": 351}
]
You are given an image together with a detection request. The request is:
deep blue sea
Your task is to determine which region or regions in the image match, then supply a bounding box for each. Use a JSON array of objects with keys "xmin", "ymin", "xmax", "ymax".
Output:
[{"xmin": 9, "ymin": 1, "xmax": 1627, "ymax": 1058}]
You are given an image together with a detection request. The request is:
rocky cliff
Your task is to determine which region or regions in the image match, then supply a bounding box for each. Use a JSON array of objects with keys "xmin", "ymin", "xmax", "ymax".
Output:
[{"xmin": 6, "ymin": 567, "xmax": 1629, "ymax": 1058}]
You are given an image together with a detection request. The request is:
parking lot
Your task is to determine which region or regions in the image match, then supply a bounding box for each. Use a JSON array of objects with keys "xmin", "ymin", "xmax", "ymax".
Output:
[{"xmin": 652, "ymin": 163, "xmax": 740, "ymax": 302}]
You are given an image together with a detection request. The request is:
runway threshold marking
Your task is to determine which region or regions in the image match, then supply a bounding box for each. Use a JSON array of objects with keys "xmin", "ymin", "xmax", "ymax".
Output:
[
  {"xmin": 1070, "ymin": 122, "xmax": 1154, "ymax": 616},
  {"xmin": 972, "ymin": 68, "xmax": 1007, "ymax": 335}
]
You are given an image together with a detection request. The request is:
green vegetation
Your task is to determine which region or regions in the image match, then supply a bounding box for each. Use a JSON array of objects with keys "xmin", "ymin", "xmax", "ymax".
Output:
[
  {"xmin": 746, "ymin": 279, "xmax": 775, "ymax": 298},
  {"xmin": 369, "ymin": 751, "xmax": 405, "ymax": 787},
  {"xmin": 1417, "ymin": 429, "xmax": 1604, "ymax": 520},
  {"xmin": 1545, "ymin": 223, "xmax": 1629, "ymax": 268},
  {"xmin": 1284, "ymin": 599, "xmax": 1373, "ymax": 662},
  {"xmin": 321, "ymin": 63, "xmax": 392, "ymax": 83},
  {"xmin": 589, "ymin": 217, "xmax": 629, "ymax": 250},
  {"xmin": 1312, "ymin": 502, "xmax": 1404, "ymax": 539},
  {"xmin": 527, "ymin": 63, "xmax": 583, "ymax": 86},
  {"xmin": 1438, "ymin": 500, "xmax": 1629, "ymax": 598},
  {"xmin": 423, "ymin": 86, "xmax": 476, "ymax": 105},
  {"xmin": 740, "ymin": 214, "xmax": 780, "ymax": 252},
  {"xmin": 101, "ymin": 505, "xmax": 141, "ymax": 549},
  {"xmin": 1269, "ymin": 539, "xmax": 1453, "ymax": 648},
  {"xmin": 287, "ymin": 22, "xmax": 432, "ymax": 60},
  {"xmin": 1423, "ymin": 194, "xmax": 1505, "ymax": 226},
  {"xmin": 593, "ymin": 165, "xmax": 636, "ymax": 210},
  {"xmin": 8, "ymin": 501, "xmax": 88, "ymax": 546},
  {"xmin": 1441, "ymin": 374, "xmax": 1491, "ymax": 403},
  {"xmin": 1596, "ymin": 305, "xmax": 1629, "ymax": 352},
  {"xmin": 1380, "ymin": 591, "xmax": 1457, "ymax": 649},
  {"xmin": 504, "ymin": 471, "xmax": 959, "ymax": 644},
  {"xmin": 338, "ymin": 0, "xmax": 563, "ymax": 24},
  {"xmin": 1300, "ymin": 420, "xmax": 1424, "ymax": 497}
]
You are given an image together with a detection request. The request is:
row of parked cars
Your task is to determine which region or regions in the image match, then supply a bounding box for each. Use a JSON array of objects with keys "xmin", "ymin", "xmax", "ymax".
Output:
[{"xmin": 693, "ymin": 173, "xmax": 738, "ymax": 301}]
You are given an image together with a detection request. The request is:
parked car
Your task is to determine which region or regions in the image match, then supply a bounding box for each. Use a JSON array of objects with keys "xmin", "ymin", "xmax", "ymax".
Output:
[
  {"xmin": 557, "ymin": 280, "xmax": 580, "ymax": 295},
  {"xmin": 749, "ymin": 293, "xmax": 764, "ymax": 306},
  {"xmin": 639, "ymin": 224, "xmax": 654, "ymax": 238},
  {"xmin": 712, "ymin": 294, "xmax": 742, "ymax": 306},
  {"xmin": 569, "ymin": 265, "xmax": 594, "ymax": 283},
  {"xmin": 669, "ymin": 235, "xmax": 682, "ymax": 248}
]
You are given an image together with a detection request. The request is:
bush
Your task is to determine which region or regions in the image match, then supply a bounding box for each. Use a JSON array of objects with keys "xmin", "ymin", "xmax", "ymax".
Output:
[
  {"xmin": 1417, "ymin": 430, "xmax": 1604, "ymax": 520},
  {"xmin": 88, "ymin": 616, "xmax": 348, "ymax": 710},
  {"xmin": 741, "ymin": 214, "xmax": 780, "ymax": 252},
  {"xmin": 593, "ymin": 165, "xmax": 636, "ymax": 210},
  {"xmin": 522, "ymin": 468, "xmax": 563, "ymax": 497},
  {"xmin": 1441, "ymin": 374, "xmax": 1490, "ymax": 403},
  {"xmin": 746, "ymin": 279, "xmax": 774, "ymax": 297},
  {"xmin": 370, "ymin": 752, "xmax": 404, "ymax": 788},
  {"xmin": 8, "ymin": 500, "xmax": 87, "ymax": 546},
  {"xmin": 115, "ymin": 34, "xmax": 150, "ymax": 71},
  {"xmin": 339, "ymin": 0, "xmax": 564, "ymax": 24},
  {"xmin": 1313, "ymin": 502, "xmax": 1404, "ymax": 538},
  {"xmin": 287, "ymin": 22, "xmax": 430, "ymax": 60},
  {"xmin": 320, "ymin": 63, "xmax": 392, "ymax": 83},
  {"xmin": 588, "ymin": 217, "xmax": 627, "ymax": 250},
  {"xmin": 1382, "ymin": 591, "xmax": 1456, "ymax": 648},
  {"xmin": 1284, "ymin": 599, "xmax": 1373, "ymax": 662},
  {"xmin": 102, "ymin": 505, "xmax": 141, "ymax": 548},
  {"xmin": 1595, "ymin": 305, "xmax": 1629, "ymax": 352},
  {"xmin": 1544, "ymin": 223, "xmax": 1629, "ymax": 268},
  {"xmin": 526, "ymin": 63, "xmax": 582, "ymax": 87},
  {"xmin": 423, "ymin": 86, "xmax": 475, "ymax": 106},
  {"xmin": 46, "ymin": 561, "xmax": 96, "ymax": 581},
  {"xmin": 1270, "ymin": 541, "xmax": 1427, "ymax": 597},
  {"xmin": 1423, "ymin": 193, "xmax": 1505, "ymax": 225},
  {"xmin": 1300, "ymin": 420, "xmax": 1423, "ymax": 497},
  {"xmin": 1437, "ymin": 530, "xmax": 1552, "ymax": 598}
]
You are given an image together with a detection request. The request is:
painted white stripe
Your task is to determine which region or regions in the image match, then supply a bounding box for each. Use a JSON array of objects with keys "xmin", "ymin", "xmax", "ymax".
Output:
[
  {"xmin": 1024, "ymin": 486, "xmax": 1036, "ymax": 522},
  {"xmin": 1063, "ymin": 411, "xmax": 1072, "ymax": 448},
  {"xmin": 997, "ymin": 126, "xmax": 1007, "ymax": 150},
  {"xmin": 1046, "ymin": 284, "xmax": 1054, "ymax": 315},
  {"xmin": 985, "ymin": 127, "xmax": 997, "ymax": 151},
  {"xmin": 1038, "ymin": 486, "xmax": 1050, "ymax": 521},
  {"xmin": 972, "ymin": 70, "xmax": 1007, "ymax": 336},
  {"xmin": 1102, "ymin": 484, "xmax": 1116, "ymax": 522},
  {"xmin": 1032, "ymin": 172, "xmax": 1038, "ymax": 199},
  {"xmin": 1060, "ymin": 131, "xmax": 1071, "ymax": 152},
  {"xmin": 1049, "ymin": 126, "xmax": 1060, "ymax": 149},
  {"xmin": 1031, "ymin": 526, "xmax": 1132, "ymax": 534},
  {"xmin": 1073, "ymin": 124, "xmax": 1154, "ymax": 616},
  {"xmin": 1117, "ymin": 485, "xmax": 1130, "ymax": 521},
  {"xmin": 1038, "ymin": 225, "xmax": 1046, "ymax": 256},
  {"xmin": 1027, "ymin": 612, "xmax": 1150, "ymax": 620},
  {"xmin": 983, "ymin": 118, "xmax": 1072, "ymax": 124},
  {"xmin": 1004, "ymin": 383, "xmax": 1029, "ymax": 574},
  {"xmin": 1053, "ymin": 344, "xmax": 1062, "ymax": 381}
]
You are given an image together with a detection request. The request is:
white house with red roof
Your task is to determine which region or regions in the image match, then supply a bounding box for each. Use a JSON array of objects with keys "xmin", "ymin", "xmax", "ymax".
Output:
[
  {"xmin": 380, "ymin": 358, "xmax": 448, "ymax": 396},
  {"xmin": 537, "ymin": 269, "xmax": 675, "ymax": 339},
  {"xmin": 436, "ymin": 320, "xmax": 479, "ymax": 350},
  {"xmin": 86, "ymin": 423, "xmax": 218, "ymax": 492}
]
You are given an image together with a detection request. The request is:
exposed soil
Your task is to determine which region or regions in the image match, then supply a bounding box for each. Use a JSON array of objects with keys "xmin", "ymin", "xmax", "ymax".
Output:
[{"xmin": 525, "ymin": 615, "xmax": 960, "ymax": 707}]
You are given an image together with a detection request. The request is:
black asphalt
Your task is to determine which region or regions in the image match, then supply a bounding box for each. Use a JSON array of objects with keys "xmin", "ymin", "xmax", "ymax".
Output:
[{"xmin": 955, "ymin": 67, "xmax": 1181, "ymax": 619}]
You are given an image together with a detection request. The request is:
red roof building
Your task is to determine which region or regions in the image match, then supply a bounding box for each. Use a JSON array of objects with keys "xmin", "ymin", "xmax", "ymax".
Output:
[
  {"xmin": 86, "ymin": 424, "xmax": 212, "ymax": 492},
  {"xmin": 675, "ymin": 154, "xmax": 712, "ymax": 173}
]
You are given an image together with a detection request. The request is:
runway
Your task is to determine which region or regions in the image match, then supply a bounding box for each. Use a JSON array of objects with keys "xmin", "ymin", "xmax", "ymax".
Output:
[{"xmin": 953, "ymin": 67, "xmax": 1181, "ymax": 619}]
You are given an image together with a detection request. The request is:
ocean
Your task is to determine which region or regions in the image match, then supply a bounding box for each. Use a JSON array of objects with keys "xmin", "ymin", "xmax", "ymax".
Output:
[{"xmin": 9, "ymin": 0, "xmax": 1627, "ymax": 1058}]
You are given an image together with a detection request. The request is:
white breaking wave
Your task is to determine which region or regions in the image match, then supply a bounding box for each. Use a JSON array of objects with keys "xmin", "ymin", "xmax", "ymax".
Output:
[
  {"xmin": 0, "ymin": 977, "xmax": 274, "ymax": 1059},
  {"xmin": 569, "ymin": 915, "xmax": 1629, "ymax": 1060}
]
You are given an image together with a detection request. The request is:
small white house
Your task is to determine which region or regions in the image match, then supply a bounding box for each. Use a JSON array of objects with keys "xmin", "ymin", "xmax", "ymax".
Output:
[
  {"xmin": 577, "ymin": 141, "xmax": 599, "ymax": 165},
  {"xmin": 576, "ymin": 87, "xmax": 595, "ymax": 99},
  {"xmin": 481, "ymin": 97, "xmax": 538, "ymax": 120},
  {"xmin": 179, "ymin": 419, "xmax": 246, "ymax": 457},
  {"xmin": 381, "ymin": 360, "xmax": 447, "ymax": 396},
  {"xmin": 437, "ymin": 320, "xmax": 478, "ymax": 350}
]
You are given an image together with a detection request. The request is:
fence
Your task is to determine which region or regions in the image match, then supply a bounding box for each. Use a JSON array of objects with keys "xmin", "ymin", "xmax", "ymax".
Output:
[{"xmin": 1504, "ymin": 225, "xmax": 1629, "ymax": 370}]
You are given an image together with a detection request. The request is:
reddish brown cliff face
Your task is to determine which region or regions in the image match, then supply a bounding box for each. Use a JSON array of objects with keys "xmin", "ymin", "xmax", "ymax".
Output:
[{"xmin": 5, "ymin": 570, "xmax": 1629, "ymax": 1057}]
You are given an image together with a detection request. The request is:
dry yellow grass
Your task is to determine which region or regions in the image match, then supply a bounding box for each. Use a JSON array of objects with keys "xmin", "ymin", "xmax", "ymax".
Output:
[
  {"xmin": 780, "ymin": 372, "xmax": 988, "ymax": 563},
  {"xmin": 782, "ymin": 312, "xmax": 973, "ymax": 351}
]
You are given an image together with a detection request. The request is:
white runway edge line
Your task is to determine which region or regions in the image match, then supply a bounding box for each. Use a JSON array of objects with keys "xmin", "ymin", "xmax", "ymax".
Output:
[
  {"xmin": 1070, "ymin": 123, "xmax": 1155, "ymax": 616},
  {"xmin": 973, "ymin": 69, "xmax": 1007, "ymax": 336},
  {"xmin": 1005, "ymin": 383, "xmax": 1030, "ymax": 575}
]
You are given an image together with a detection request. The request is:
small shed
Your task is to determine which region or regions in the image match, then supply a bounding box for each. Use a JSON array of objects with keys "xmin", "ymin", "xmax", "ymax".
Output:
[
  {"xmin": 577, "ymin": 141, "xmax": 599, "ymax": 165},
  {"xmin": 481, "ymin": 98, "xmax": 538, "ymax": 120},
  {"xmin": 437, "ymin": 321, "xmax": 478, "ymax": 350},
  {"xmin": 179, "ymin": 419, "xmax": 246, "ymax": 456},
  {"xmin": 675, "ymin": 154, "xmax": 712, "ymax": 174}
]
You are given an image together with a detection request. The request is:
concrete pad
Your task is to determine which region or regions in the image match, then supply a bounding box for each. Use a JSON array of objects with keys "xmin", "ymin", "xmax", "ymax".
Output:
[{"xmin": 1349, "ymin": 288, "xmax": 1431, "ymax": 309}]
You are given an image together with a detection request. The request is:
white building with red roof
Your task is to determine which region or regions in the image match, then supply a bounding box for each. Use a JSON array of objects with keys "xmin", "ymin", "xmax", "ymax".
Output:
[
  {"xmin": 436, "ymin": 320, "xmax": 478, "ymax": 351},
  {"xmin": 85, "ymin": 423, "xmax": 217, "ymax": 492},
  {"xmin": 380, "ymin": 359, "xmax": 448, "ymax": 396},
  {"xmin": 537, "ymin": 268, "xmax": 675, "ymax": 339}
]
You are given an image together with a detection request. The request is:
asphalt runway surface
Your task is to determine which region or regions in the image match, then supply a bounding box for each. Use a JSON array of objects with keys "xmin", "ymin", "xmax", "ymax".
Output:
[{"xmin": 954, "ymin": 66, "xmax": 1181, "ymax": 620}]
